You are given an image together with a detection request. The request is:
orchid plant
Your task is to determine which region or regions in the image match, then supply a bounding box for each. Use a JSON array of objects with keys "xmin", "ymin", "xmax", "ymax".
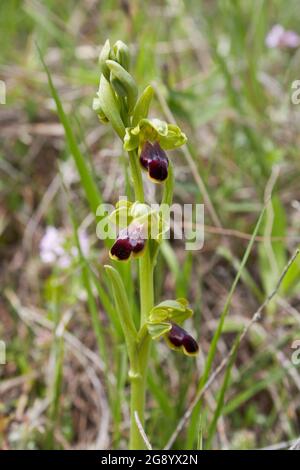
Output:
[{"xmin": 93, "ymin": 40, "xmax": 198, "ymax": 450}]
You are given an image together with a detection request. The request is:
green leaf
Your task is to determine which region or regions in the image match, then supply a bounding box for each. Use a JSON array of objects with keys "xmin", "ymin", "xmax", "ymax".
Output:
[
  {"xmin": 74, "ymin": 225, "xmax": 108, "ymax": 366},
  {"xmin": 281, "ymin": 253, "xmax": 300, "ymax": 295},
  {"xmin": 186, "ymin": 205, "xmax": 266, "ymax": 448},
  {"xmin": 205, "ymin": 333, "xmax": 240, "ymax": 449},
  {"xmin": 97, "ymin": 74, "xmax": 125, "ymax": 139},
  {"xmin": 89, "ymin": 266, "xmax": 123, "ymax": 339},
  {"xmin": 104, "ymin": 265, "xmax": 138, "ymax": 367},
  {"xmin": 258, "ymin": 195, "xmax": 287, "ymax": 311},
  {"xmin": 132, "ymin": 85, "xmax": 154, "ymax": 126}
]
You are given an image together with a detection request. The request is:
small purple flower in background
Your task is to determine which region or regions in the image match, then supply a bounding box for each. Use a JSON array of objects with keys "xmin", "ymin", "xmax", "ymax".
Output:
[
  {"xmin": 282, "ymin": 30, "xmax": 300, "ymax": 48},
  {"xmin": 40, "ymin": 226, "xmax": 89, "ymax": 268},
  {"xmin": 266, "ymin": 24, "xmax": 300, "ymax": 49},
  {"xmin": 39, "ymin": 227, "xmax": 64, "ymax": 264}
]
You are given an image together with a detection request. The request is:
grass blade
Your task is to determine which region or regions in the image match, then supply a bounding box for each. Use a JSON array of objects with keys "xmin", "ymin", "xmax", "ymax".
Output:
[
  {"xmin": 37, "ymin": 45, "xmax": 102, "ymax": 216},
  {"xmin": 186, "ymin": 205, "xmax": 266, "ymax": 448},
  {"xmin": 205, "ymin": 332, "xmax": 240, "ymax": 449}
]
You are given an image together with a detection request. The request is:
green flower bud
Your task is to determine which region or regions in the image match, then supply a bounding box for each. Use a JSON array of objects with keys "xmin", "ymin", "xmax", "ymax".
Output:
[
  {"xmin": 109, "ymin": 200, "xmax": 169, "ymax": 243},
  {"xmin": 113, "ymin": 40, "xmax": 130, "ymax": 71},
  {"xmin": 96, "ymin": 75, "xmax": 125, "ymax": 139},
  {"xmin": 147, "ymin": 299, "xmax": 198, "ymax": 357},
  {"xmin": 99, "ymin": 39, "xmax": 111, "ymax": 81},
  {"xmin": 110, "ymin": 76, "xmax": 128, "ymax": 98},
  {"xmin": 92, "ymin": 96, "xmax": 109, "ymax": 123},
  {"xmin": 106, "ymin": 60, "xmax": 138, "ymax": 112}
]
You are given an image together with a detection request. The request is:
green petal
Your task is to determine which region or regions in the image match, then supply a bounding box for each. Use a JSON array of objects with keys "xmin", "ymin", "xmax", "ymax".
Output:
[
  {"xmin": 159, "ymin": 125, "xmax": 187, "ymax": 150},
  {"xmin": 145, "ymin": 118, "xmax": 169, "ymax": 136},
  {"xmin": 147, "ymin": 321, "xmax": 172, "ymax": 340},
  {"xmin": 124, "ymin": 127, "xmax": 139, "ymax": 151}
]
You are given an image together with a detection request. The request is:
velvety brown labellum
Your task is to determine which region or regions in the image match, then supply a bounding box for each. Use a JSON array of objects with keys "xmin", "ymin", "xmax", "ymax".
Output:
[
  {"xmin": 148, "ymin": 158, "xmax": 168, "ymax": 182},
  {"xmin": 167, "ymin": 323, "xmax": 186, "ymax": 347},
  {"xmin": 182, "ymin": 334, "xmax": 199, "ymax": 355},
  {"xmin": 167, "ymin": 323, "xmax": 199, "ymax": 355},
  {"xmin": 131, "ymin": 239, "xmax": 145, "ymax": 254},
  {"xmin": 140, "ymin": 141, "xmax": 169, "ymax": 182},
  {"xmin": 110, "ymin": 224, "xmax": 146, "ymax": 261},
  {"xmin": 110, "ymin": 237, "xmax": 132, "ymax": 260}
]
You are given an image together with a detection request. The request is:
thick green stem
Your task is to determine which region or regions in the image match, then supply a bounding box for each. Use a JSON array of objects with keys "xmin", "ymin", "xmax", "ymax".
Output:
[
  {"xmin": 129, "ymin": 251, "xmax": 153, "ymax": 449},
  {"xmin": 128, "ymin": 150, "xmax": 144, "ymax": 202},
  {"xmin": 139, "ymin": 249, "xmax": 154, "ymax": 325},
  {"xmin": 129, "ymin": 335, "xmax": 151, "ymax": 449},
  {"xmin": 127, "ymin": 149, "xmax": 154, "ymax": 449}
]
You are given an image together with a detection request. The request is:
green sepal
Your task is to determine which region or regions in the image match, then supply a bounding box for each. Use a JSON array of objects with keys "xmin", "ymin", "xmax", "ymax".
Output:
[
  {"xmin": 124, "ymin": 118, "xmax": 187, "ymax": 152},
  {"xmin": 148, "ymin": 298, "xmax": 193, "ymax": 325},
  {"xmin": 159, "ymin": 124, "xmax": 188, "ymax": 150},
  {"xmin": 106, "ymin": 60, "xmax": 138, "ymax": 112}
]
